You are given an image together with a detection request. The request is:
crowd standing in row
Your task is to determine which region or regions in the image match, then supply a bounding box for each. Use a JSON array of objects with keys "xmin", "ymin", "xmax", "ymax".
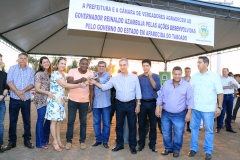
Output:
[{"xmin": 0, "ymin": 53, "xmax": 239, "ymax": 160}]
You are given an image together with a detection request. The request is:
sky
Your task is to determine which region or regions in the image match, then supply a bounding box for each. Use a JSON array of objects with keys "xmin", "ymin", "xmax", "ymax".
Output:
[{"xmin": 0, "ymin": 0, "xmax": 240, "ymax": 76}]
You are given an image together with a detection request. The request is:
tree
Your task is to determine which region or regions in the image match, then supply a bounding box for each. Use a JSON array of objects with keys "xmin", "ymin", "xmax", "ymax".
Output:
[
  {"xmin": 106, "ymin": 64, "xmax": 117, "ymax": 75},
  {"xmin": 2, "ymin": 63, "xmax": 6, "ymax": 72},
  {"xmin": 51, "ymin": 57, "xmax": 58, "ymax": 69},
  {"xmin": 87, "ymin": 57, "xmax": 95, "ymax": 65},
  {"xmin": 67, "ymin": 59, "xmax": 78, "ymax": 72},
  {"xmin": 28, "ymin": 55, "xmax": 39, "ymax": 72},
  {"xmin": 88, "ymin": 65, "xmax": 98, "ymax": 73}
]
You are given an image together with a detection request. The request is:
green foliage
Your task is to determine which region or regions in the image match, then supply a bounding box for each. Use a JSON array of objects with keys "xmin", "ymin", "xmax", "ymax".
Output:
[
  {"xmin": 88, "ymin": 57, "xmax": 95, "ymax": 65},
  {"xmin": 51, "ymin": 57, "xmax": 58, "ymax": 68},
  {"xmin": 67, "ymin": 59, "xmax": 78, "ymax": 72},
  {"xmin": 28, "ymin": 56, "xmax": 39, "ymax": 72},
  {"xmin": 106, "ymin": 64, "xmax": 117, "ymax": 75},
  {"xmin": 88, "ymin": 65, "xmax": 98, "ymax": 73},
  {"xmin": 2, "ymin": 63, "xmax": 6, "ymax": 72}
]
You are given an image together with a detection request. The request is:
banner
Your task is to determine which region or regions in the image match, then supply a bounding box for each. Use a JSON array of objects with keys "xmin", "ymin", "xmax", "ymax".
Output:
[
  {"xmin": 159, "ymin": 72, "xmax": 171, "ymax": 85},
  {"xmin": 68, "ymin": 0, "xmax": 215, "ymax": 46}
]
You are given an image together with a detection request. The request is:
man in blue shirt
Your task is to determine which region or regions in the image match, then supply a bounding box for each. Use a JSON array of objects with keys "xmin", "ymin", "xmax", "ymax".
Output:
[
  {"xmin": 138, "ymin": 59, "xmax": 160, "ymax": 153},
  {"xmin": 92, "ymin": 61, "xmax": 111, "ymax": 149},
  {"xmin": 5, "ymin": 53, "xmax": 35, "ymax": 151}
]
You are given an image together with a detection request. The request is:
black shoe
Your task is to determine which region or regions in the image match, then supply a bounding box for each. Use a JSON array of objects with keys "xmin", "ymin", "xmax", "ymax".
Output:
[
  {"xmin": 4, "ymin": 142, "xmax": 16, "ymax": 151},
  {"xmin": 24, "ymin": 141, "xmax": 34, "ymax": 149},
  {"xmin": 188, "ymin": 150, "xmax": 197, "ymax": 157},
  {"xmin": 205, "ymin": 153, "xmax": 212, "ymax": 160},
  {"xmin": 173, "ymin": 151, "xmax": 180, "ymax": 157},
  {"xmin": 226, "ymin": 129, "xmax": 237, "ymax": 133},
  {"xmin": 138, "ymin": 146, "xmax": 144, "ymax": 151},
  {"xmin": 186, "ymin": 129, "xmax": 191, "ymax": 132},
  {"xmin": 161, "ymin": 150, "xmax": 173, "ymax": 155},
  {"xmin": 149, "ymin": 146, "xmax": 157, "ymax": 153},
  {"xmin": 130, "ymin": 148, "xmax": 137, "ymax": 154},
  {"xmin": 103, "ymin": 143, "xmax": 109, "ymax": 148},
  {"xmin": 92, "ymin": 142, "xmax": 102, "ymax": 147},
  {"xmin": 0, "ymin": 145, "xmax": 5, "ymax": 153},
  {"xmin": 112, "ymin": 145, "xmax": 124, "ymax": 152},
  {"xmin": 215, "ymin": 129, "xmax": 220, "ymax": 133}
]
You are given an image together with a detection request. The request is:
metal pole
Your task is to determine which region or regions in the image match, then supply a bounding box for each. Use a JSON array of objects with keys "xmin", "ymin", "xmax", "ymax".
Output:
[{"xmin": 164, "ymin": 61, "xmax": 167, "ymax": 72}]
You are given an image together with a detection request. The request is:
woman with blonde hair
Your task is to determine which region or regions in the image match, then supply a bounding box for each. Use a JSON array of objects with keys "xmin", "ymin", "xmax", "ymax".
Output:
[{"xmin": 45, "ymin": 57, "xmax": 87, "ymax": 152}]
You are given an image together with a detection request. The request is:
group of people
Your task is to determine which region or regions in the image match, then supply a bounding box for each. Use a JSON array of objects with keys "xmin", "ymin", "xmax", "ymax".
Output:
[{"xmin": 0, "ymin": 53, "xmax": 239, "ymax": 160}]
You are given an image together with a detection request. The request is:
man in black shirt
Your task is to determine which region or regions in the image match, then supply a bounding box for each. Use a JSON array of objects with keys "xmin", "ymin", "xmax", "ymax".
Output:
[{"xmin": 0, "ymin": 54, "xmax": 9, "ymax": 153}]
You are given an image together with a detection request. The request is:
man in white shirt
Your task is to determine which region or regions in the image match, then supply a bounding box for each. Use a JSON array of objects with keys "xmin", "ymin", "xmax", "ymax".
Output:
[
  {"xmin": 188, "ymin": 56, "xmax": 223, "ymax": 160},
  {"xmin": 216, "ymin": 68, "xmax": 239, "ymax": 133},
  {"xmin": 90, "ymin": 58, "xmax": 141, "ymax": 155}
]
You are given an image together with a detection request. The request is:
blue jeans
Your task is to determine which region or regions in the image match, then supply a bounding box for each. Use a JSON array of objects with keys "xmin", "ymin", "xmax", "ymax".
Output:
[
  {"xmin": 9, "ymin": 98, "xmax": 31, "ymax": 143},
  {"xmin": 190, "ymin": 109, "xmax": 214, "ymax": 154},
  {"xmin": 161, "ymin": 109, "xmax": 186, "ymax": 152},
  {"xmin": 115, "ymin": 100, "xmax": 137, "ymax": 149},
  {"xmin": 217, "ymin": 95, "xmax": 233, "ymax": 130},
  {"xmin": 138, "ymin": 101, "xmax": 156, "ymax": 148},
  {"xmin": 0, "ymin": 99, "xmax": 6, "ymax": 145},
  {"xmin": 35, "ymin": 106, "xmax": 50, "ymax": 148},
  {"xmin": 66, "ymin": 100, "xmax": 89, "ymax": 143},
  {"xmin": 93, "ymin": 106, "xmax": 111, "ymax": 143}
]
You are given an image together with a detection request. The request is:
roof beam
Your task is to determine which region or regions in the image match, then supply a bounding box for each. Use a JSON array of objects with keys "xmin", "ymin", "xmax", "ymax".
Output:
[
  {"xmin": 1, "ymin": 7, "xmax": 69, "ymax": 35},
  {"xmin": 0, "ymin": 35, "xmax": 25, "ymax": 53},
  {"xmin": 195, "ymin": 44, "xmax": 208, "ymax": 52},
  {"xmin": 134, "ymin": 2, "xmax": 166, "ymax": 61},
  {"xmin": 100, "ymin": 33, "xmax": 107, "ymax": 57},
  {"xmin": 149, "ymin": 38, "xmax": 166, "ymax": 62},
  {"xmin": 28, "ymin": 25, "xmax": 67, "ymax": 53}
]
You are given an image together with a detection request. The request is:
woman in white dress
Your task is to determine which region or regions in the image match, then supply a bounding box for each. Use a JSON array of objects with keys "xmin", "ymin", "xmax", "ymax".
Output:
[{"xmin": 45, "ymin": 57, "xmax": 86, "ymax": 152}]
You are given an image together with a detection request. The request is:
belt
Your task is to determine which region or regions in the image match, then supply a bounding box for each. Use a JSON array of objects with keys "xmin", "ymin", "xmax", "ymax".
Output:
[
  {"xmin": 116, "ymin": 99, "xmax": 135, "ymax": 104},
  {"xmin": 141, "ymin": 99, "xmax": 156, "ymax": 102},
  {"xmin": 224, "ymin": 94, "xmax": 233, "ymax": 96}
]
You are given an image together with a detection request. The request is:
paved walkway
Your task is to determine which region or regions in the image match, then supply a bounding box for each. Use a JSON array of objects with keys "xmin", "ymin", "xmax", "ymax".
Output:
[{"xmin": 0, "ymin": 101, "xmax": 240, "ymax": 160}]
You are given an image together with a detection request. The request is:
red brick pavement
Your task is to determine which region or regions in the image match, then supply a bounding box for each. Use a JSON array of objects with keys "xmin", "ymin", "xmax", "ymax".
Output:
[{"xmin": 0, "ymin": 101, "xmax": 240, "ymax": 160}]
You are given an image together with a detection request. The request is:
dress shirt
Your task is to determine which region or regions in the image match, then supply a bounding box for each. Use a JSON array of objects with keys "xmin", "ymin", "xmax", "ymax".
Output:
[
  {"xmin": 182, "ymin": 76, "xmax": 191, "ymax": 82},
  {"xmin": 93, "ymin": 72, "xmax": 111, "ymax": 108},
  {"xmin": 101, "ymin": 73, "xmax": 142, "ymax": 102},
  {"xmin": 138, "ymin": 73, "xmax": 161, "ymax": 100},
  {"xmin": 7, "ymin": 64, "xmax": 34, "ymax": 100},
  {"xmin": 156, "ymin": 79, "xmax": 194, "ymax": 113},
  {"xmin": 220, "ymin": 76, "xmax": 239, "ymax": 94},
  {"xmin": 190, "ymin": 70, "xmax": 223, "ymax": 112},
  {"xmin": 0, "ymin": 70, "xmax": 9, "ymax": 95}
]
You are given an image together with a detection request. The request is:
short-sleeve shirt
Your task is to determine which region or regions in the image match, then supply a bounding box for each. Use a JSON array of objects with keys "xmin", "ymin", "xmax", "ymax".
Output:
[
  {"xmin": 7, "ymin": 64, "xmax": 34, "ymax": 100},
  {"xmin": 68, "ymin": 68, "xmax": 93, "ymax": 102},
  {"xmin": 34, "ymin": 72, "xmax": 50, "ymax": 109},
  {"xmin": 190, "ymin": 70, "xmax": 223, "ymax": 112}
]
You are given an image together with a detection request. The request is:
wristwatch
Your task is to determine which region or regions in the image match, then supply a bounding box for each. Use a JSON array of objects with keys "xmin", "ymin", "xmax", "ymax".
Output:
[
  {"xmin": 218, "ymin": 106, "xmax": 222, "ymax": 110},
  {"xmin": 137, "ymin": 102, "xmax": 141, "ymax": 105}
]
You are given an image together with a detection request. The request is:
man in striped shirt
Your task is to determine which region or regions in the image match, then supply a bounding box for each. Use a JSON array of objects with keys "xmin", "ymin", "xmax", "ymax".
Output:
[
  {"xmin": 5, "ymin": 53, "xmax": 35, "ymax": 151},
  {"xmin": 90, "ymin": 58, "xmax": 141, "ymax": 154}
]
